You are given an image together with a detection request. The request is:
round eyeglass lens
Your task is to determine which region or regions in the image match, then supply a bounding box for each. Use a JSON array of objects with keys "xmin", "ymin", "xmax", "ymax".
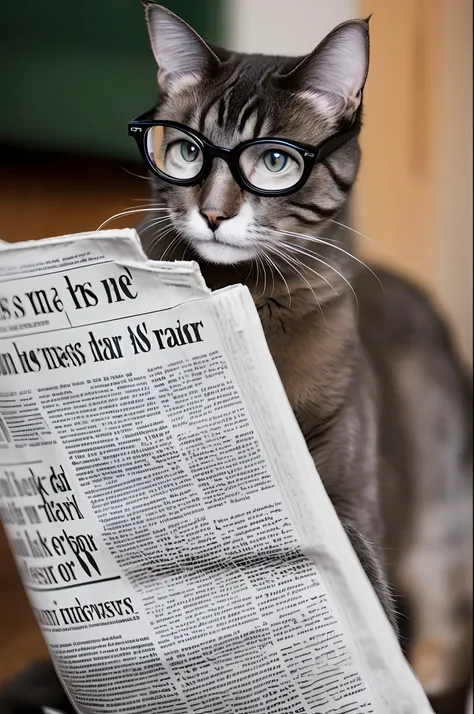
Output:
[
  {"xmin": 239, "ymin": 143, "xmax": 304, "ymax": 191},
  {"xmin": 146, "ymin": 125, "xmax": 204, "ymax": 180}
]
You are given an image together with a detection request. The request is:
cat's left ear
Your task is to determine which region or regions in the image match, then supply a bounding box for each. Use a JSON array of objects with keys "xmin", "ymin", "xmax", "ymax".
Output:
[
  {"xmin": 142, "ymin": 2, "xmax": 220, "ymax": 93},
  {"xmin": 277, "ymin": 18, "xmax": 370, "ymax": 118}
]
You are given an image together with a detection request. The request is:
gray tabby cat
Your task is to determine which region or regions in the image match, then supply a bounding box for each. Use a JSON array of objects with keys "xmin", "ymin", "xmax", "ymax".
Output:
[
  {"xmin": 0, "ymin": 5, "xmax": 471, "ymax": 713},
  {"xmin": 137, "ymin": 3, "xmax": 472, "ymax": 698}
]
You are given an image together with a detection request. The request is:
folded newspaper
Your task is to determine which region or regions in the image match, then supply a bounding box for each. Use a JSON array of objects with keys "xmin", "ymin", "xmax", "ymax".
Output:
[{"xmin": 0, "ymin": 229, "xmax": 433, "ymax": 714}]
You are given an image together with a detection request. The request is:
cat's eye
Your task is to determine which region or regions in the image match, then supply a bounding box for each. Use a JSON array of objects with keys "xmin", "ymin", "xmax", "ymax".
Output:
[
  {"xmin": 146, "ymin": 125, "xmax": 204, "ymax": 180},
  {"xmin": 239, "ymin": 143, "xmax": 303, "ymax": 191},
  {"xmin": 263, "ymin": 150, "xmax": 289, "ymax": 172},
  {"xmin": 179, "ymin": 140, "xmax": 200, "ymax": 162}
]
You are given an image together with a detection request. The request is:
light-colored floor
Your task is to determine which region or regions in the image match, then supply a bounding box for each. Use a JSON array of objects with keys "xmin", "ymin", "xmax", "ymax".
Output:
[{"xmin": 0, "ymin": 148, "xmax": 143, "ymax": 685}]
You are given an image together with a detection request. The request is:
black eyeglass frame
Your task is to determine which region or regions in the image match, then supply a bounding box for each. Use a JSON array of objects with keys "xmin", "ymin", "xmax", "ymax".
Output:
[{"xmin": 128, "ymin": 107, "xmax": 362, "ymax": 197}]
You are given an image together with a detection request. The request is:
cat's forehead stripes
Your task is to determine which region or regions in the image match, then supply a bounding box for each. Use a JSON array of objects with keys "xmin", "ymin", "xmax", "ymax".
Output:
[
  {"xmin": 161, "ymin": 51, "xmax": 329, "ymax": 148},
  {"xmin": 188, "ymin": 96, "xmax": 261, "ymax": 147},
  {"xmin": 182, "ymin": 58, "xmax": 282, "ymax": 146},
  {"xmin": 144, "ymin": 5, "xmax": 368, "ymax": 285},
  {"xmin": 150, "ymin": 14, "xmax": 367, "ymax": 241}
]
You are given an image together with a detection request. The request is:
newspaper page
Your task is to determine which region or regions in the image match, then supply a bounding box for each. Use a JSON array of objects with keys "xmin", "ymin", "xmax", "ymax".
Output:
[{"xmin": 0, "ymin": 229, "xmax": 433, "ymax": 714}]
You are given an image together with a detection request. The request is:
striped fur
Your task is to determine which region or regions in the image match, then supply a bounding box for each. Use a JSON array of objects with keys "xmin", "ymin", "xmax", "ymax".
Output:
[
  {"xmin": 151, "ymin": 53, "xmax": 363, "ymax": 268},
  {"xmin": 139, "ymin": 6, "xmax": 472, "ymax": 696},
  {"xmin": 0, "ymin": 7, "xmax": 470, "ymax": 711},
  {"xmin": 142, "ymin": 2, "xmax": 368, "ymax": 270}
]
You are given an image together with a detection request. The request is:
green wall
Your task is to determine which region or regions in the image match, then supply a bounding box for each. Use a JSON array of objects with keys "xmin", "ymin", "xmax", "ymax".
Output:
[{"xmin": 0, "ymin": 1, "xmax": 223, "ymax": 160}]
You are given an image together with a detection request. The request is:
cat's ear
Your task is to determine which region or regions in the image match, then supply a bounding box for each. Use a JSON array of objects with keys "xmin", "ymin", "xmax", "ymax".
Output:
[
  {"xmin": 278, "ymin": 18, "xmax": 370, "ymax": 118},
  {"xmin": 143, "ymin": 3, "xmax": 220, "ymax": 92}
]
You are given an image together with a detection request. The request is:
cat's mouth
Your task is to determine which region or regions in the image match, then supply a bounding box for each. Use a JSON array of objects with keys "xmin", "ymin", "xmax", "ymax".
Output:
[
  {"xmin": 191, "ymin": 237, "xmax": 256, "ymax": 265},
  {"xmin": 195, "ymin": 235, "xmax": 245, "ymax": 247},
  {"xmin": 182, "ymin": 206, "xmax": 257, "ymax": 264}
]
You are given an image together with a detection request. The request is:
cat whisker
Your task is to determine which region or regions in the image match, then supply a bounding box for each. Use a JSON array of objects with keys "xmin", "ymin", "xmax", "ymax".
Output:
[
  {"xmin": 257, "ymin": 254, "xmax": 268, "ymax": 300},
  {"xmin": 146, "ymin": 223, "xmax": 174, "ymax": 256},
  {"xmin": 254, "ymin": 254, "xmax": 261, "ymax": 294},
  {"xmin": 126, "ymin": 200, "xmax": 169, "ymax": 208},
  {"xmin": 260, "ymin": 250, "xmax": 276, "ymax": 300},
  {"xmin": 147, "ymin": 228, "xmax": 173, "ymax": 254},
  {"xmin": 275, "ymin": 228, "xmax": 383, "ymax": 292},
  {"xmin": 329, "ymin": 218, "xmax": 374, "ymax": 243},
  {"xmin": 267, "ymin": 244, "xmax": 329, "ymax": 330},
  {"xmin": 277, "ymin": 239, "xmax": 359, "ymax": 314},
  {"xmin": 261, "ymin": 249, "xmax": 292, "ymax": 307},
  {"xmin": 254, "ymin": 256, "xmax": 261, "ymax": 297},
  {"xmin": 268, "ymin": 232, "xmax": 339, "ymax": 297},
  {"xmin": 329, "ymin": 219, "xmax": 397, "ymax": 277},
  {"xmin": 101, "ymin": 202, "xmax": 169, "ymax": 224},
  {"xmin": 113, "ymin": 204, "xmax": 169, "ymax": 213},
  {"xmin": 134, "ymin": 207, "xmax": 170, "ymax": 213},
  {"xmin": 278, "ymin": 251, "xmax": 329, "ymax": 330},
  {"xmin": 97, "ymin": 207, "xmax": 169, "ymax": 230},
  {"xmin": 119, "ymin": 166, "xmax": 152, "ymax": 181},
  {"xmin": 140, "ymin": 219, "xmax": 173, "ymax": 244},
  {"xmin": 160, "ymin": 233, "xmax": 183, "ymax": 261},
  {"xmin": 181, "ymin": 241, "xmax": 190, "ymax": 261},
  {"xmin": 144, "ymin": 215, "xmax": 172, "ymax": 230},
  {"xmin": 150, "ymin": 225, "xmax": 174, "ymax": 251},
  {"xmin": 243, "ymin": 262, "xmax": 254, "ymax": 285},
  {"xmin": 142, "ymin": 214, "xmax": 172, "ymax": 228},
  {"xmin": 256, "ymin": 254, "xmax": 269, "ymax": 300}
]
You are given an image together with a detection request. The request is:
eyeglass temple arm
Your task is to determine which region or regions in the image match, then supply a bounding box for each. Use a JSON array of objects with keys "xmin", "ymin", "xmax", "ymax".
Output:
[{"xmin": 316, "ymin": 103, "xmax": 363, "ymax": 162}]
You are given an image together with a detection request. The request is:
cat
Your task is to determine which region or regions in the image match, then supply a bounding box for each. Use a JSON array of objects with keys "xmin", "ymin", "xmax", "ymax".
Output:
[
  {"xmin": 136, "ymin": 3, "xmax": 472, "ymax": 697},
  {"xmin": 1, "ymin": 4, "xmax": 471, "ymax": 712}
]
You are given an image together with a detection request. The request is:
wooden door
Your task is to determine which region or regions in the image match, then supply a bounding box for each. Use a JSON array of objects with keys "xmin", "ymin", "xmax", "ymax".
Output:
[{"xmin": 357, "ymin": 0, "xmax": 472, "ymax": 363}]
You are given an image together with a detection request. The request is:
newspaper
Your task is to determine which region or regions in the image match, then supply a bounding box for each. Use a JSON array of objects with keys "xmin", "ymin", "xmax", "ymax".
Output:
[{"xmin": 0, "ymin": 229, "xmax": 433, "ymax": 714}]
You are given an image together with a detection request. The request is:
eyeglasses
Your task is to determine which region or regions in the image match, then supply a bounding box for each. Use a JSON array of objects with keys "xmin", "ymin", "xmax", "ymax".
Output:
[{"xmin": 128, "ymin": 108, "xmax": 361, "ymax": 197}]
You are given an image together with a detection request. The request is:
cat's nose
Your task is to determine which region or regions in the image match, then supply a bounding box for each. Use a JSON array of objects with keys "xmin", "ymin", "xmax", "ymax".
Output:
[{"xmin": 199, "ymin": 210, "xmax": 234, "ymax": 231}]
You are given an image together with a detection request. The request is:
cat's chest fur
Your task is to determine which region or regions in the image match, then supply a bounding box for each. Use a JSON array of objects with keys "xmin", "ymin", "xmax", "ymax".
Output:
[{"xmin": 257, "ymin": 294, "xmax": 358, "ymax": 421}]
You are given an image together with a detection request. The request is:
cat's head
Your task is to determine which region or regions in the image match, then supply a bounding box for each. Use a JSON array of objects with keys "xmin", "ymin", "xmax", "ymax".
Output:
[{"xmin": 141, "ymin": 3, "xmax": 369, "ymax": 278}]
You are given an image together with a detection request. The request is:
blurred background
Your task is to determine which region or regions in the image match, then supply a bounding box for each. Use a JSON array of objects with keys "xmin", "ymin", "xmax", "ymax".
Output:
[{"xmin": 0, "ymin": 0, "xmax": 472, "ymax": 712}]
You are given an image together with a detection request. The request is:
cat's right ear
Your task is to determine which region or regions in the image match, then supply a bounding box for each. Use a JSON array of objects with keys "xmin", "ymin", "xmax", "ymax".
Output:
[
  {"xmin": 142, "ymin": 3, "xmax": 220, "ymax": 93},
  {"xmin": 276, "ymin": 18, "xmax": 370, "ymax": 122}
]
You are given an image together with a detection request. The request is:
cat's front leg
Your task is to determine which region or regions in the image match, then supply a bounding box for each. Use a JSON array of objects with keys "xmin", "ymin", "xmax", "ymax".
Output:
[{"xmin": 293, "ymin": 369, "xmax": 398, "ymax": 634}]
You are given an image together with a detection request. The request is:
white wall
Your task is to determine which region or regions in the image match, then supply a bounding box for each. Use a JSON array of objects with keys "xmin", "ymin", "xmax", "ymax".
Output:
[{"xmin": 226, "ymin": 0, "xmax": 360, "ymax": 55}]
